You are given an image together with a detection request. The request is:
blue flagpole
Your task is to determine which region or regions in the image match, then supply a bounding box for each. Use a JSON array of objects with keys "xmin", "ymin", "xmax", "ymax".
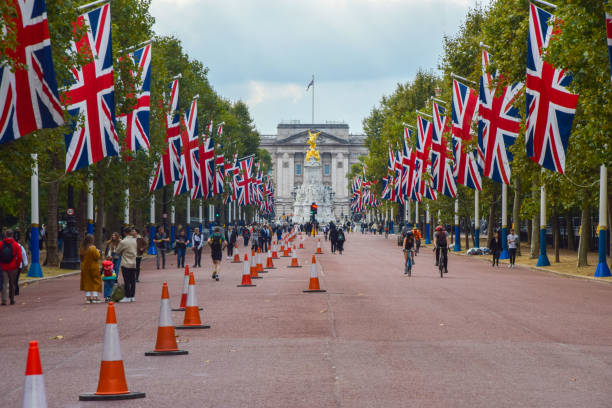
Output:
[
  {"xmin": 86, "ymin": 179, "xmax": 94, "ymax": 235},
  {"xmin": 147, "ymin": 193, "xmax": 157, "ymax": 255},
  {"xmin": 425, "ymin": 204, "xmax": 431, "ymax": 244},
  {"xmin": 595, "ymin": 165, "xmax": 611, "ymax": 277},
  {"xmin": 27, "ymin": 154, "xmax": 42, "ymax": 278},
  {"xmin": 536, "ymin": 180, "xmax": 550, "ymax": 267},
  {"xmin": 453, "ymin": 199, "xmax": 461, "ymax": 252}
]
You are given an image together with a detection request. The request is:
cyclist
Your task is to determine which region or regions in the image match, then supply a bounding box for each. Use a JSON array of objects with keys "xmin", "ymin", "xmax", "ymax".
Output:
[
  {"xmin": 412, "ymin": 227, "xmax": 421, "ymax": 254},
  {"xmin": 402, "ymin": 230, "xmax": 416, "ymax": 276},
  {"xmin": 433, "ymin": 225, "xmax": 448, "ymax": 274}
]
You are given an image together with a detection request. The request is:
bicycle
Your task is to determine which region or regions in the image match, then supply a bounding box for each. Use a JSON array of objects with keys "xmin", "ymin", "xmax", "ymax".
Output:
[
  {"xmin": 403, "ymin": 248, "xmax": 414, "ymax": 277},
  {"xmin": 438, "ymin": 246, "xmax": 448, "ymax": 278}
]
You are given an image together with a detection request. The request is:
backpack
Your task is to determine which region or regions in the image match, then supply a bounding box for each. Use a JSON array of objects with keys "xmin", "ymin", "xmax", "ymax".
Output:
[
  {"xmin": 0, "ymin": 241, "xmax": 14, "ymax": 264},
  {"xmin": 111, "ymin": 283, "xmax": 125, "ymax": 302},
  {"xmin": 337, "ymin": 231, "xmax": 345, "ymax": 242},
  {"xmin": 210, "ymin": 235, "xmax": 222, "ymax": 251},
  {"xmin": 436, "ymin": 232, "xmax": 447, "ymax": 247}
]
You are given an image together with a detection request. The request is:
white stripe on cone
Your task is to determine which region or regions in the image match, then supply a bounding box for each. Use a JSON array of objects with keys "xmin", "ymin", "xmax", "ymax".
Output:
[
  {"xmin": 186, "ymin": 283, "xmax": 198, "ymax": 307},
  {"xmin": 243, "ymin": 257, "xmax": 250, "ymax": 276},
  {"xmin": 251, "ymin": 254, "xmax": 256, "ymax": 267},
  {"xmin": 310, "ymin": 262, "xmax": 318, "ymax": 278},
  {"xmin": 101, "ymin": 324, "xmax": 122, "ymax": 362},
  {"xmin": 158, "ymin": 298, "xmax": 173, "ymax": 327},
  {"xmin": 23, "ymin": 375, "xmax": 47, "ymax": 408},
  {"xmin": 182, "ymin": 274, "xmax": 189, "ymax": 296}
]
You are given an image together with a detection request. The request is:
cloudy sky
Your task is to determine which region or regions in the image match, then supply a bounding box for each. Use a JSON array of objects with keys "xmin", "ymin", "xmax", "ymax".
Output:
[{"xmin": 150, "ymin": 0, "xmax": 475, "ymax": 135}]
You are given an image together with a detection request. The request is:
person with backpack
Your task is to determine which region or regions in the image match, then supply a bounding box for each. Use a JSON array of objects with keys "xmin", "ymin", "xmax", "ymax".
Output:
[
  {"xmin": 336, "ymin": 228, "xmax": 346, "ymax": 254},
  {"xmin": 433, "ymin": 226, "xmax": 448, "ymax": 272},
  {"xmin": 79, "ymin": 234, "xmax": 102, "ymax": 304},
  {"xmin": 242, "ymin": 226, "xmax": 251, "ymax": 247},
  {"xmin": 0, "ymin": 229, "xmax": 23, "ymax": 305},
  {"xmin": 208, "ymin": 227, "xmax": 227, "ymax": 281}
]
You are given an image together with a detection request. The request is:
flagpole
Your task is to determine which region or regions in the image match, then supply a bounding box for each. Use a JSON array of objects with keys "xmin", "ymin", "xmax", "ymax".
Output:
[
  {"xmin": 595, "ymin": 165, "xmax": 611, "ymax": 277},
  {"xmin": 28, "ymin": 154, "xmax": 42, "ymax": 278},
  {"xmin": 311, "ymin": 74, "xmax": 315, "ymax": 124}
]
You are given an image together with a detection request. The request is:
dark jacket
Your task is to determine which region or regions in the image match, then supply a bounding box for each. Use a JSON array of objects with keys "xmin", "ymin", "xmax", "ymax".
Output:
[{"xmin": 488, "ymin": 237, "xmax": 501, "ymax": 254}]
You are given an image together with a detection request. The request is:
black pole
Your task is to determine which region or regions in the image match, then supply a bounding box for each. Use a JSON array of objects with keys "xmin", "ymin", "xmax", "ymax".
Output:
[{"xmin": 60, "ymin": 185, "xmax": 81, "ymax": 270}]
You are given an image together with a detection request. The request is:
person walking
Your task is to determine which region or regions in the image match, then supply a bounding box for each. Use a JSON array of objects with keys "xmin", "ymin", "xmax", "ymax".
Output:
[
  {"xmin": 115, "ymin": 228, "xmax": 138, "ymax": 302},
  {"xmin": 135, "ymin": 230, "xmax": 147, "ymax": 282},
  {"xmin": 0, "ymin": 229, "xmax": 23, "ymax": 305},
  {"xmin": 329, "ymin": 223, "xmax": 338, "ymax": 254},
  {"xmin": 78, "ymin": 234, "xmax": 101, "ymax": 304},
  {"xmin": 226, "ymin": 226, "xmax": 237, "ymax": 260},
  {"xmin": 208, "ymin": 226, "xmax": 227, "ymax": 281},
  {"xmin": 104, "ymin": 232, "xmax": 121, "ymax": 277},
  {"xmin": 175, "ymin": 229, "xmax": 189, "ymax": 269},
  {"xmin": 153, "ymin": 226, "xmax": 169, "ymax": 269},
  {"xmin": 192, "ymin": 227, "xmax": 204, "ymax": 267},
  {"xmin": 251, "ymin": 225, "xmax": 259, "ymax": 252},
  {"xmin": 242, "ymin": 226, "xmax": 251, "ymax": 247},
  {"xmin": 336, "ymin": 228, "xmax": 346, "ymax": 255},
  {"xmin": 507, "ymin": 228, "xmax": 519, "ymax": 268},
  {"xmin": 13, "ymin": 235, "xmax": 27, "ymax": 296},
  {"xmin": 489, "ymin": 231, "xmax": 502, "ymax": 267}
]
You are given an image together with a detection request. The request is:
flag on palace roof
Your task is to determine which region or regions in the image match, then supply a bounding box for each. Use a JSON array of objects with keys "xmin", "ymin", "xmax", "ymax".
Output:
[
  {"xmin": 0, "ymin": 0, "xmax": 64, "ymax": 145},
  {"xmin": 525, "ymin": 2, "xmax": 579, "ymax": 174},
  {"xmin": 63, "ymin": 3, "xmax": 119, "ymax": 173}
]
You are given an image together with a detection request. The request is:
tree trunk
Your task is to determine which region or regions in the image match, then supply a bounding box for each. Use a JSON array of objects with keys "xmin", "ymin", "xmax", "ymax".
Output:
[
  {"xmin": 77, "ymin": 187, "xmax": 87, "ymax": 244},
  {"xmin": 18, "ymin": 206, "xmax": 27, "ymax": 254},
  {"xmin": 94, "ymin": 181, "xmax": 105, "ymax": 249},
  {"xmin": 45, "ymin": 180, "xmax": 60, "ymax": 266},
  {"xmin": 513, "ymin": 176, "xmax": 521, "ymax": 256},
  {"xmin": 567, "ymin": 212, "xmax": 575, "ymax": 251},
  {"xmin": 527, "ymin": 217, "xmax": 532, "ymax": 245},
  {"xmin": 530, "ymin": 214, "xmax": 539, "ymax": 259},
  {"xmin": 487, "ymin": 194, "xmax": 496, "ymax": 240},
  {"xmin": 553, "ymin": 213, "xmax": 560, "ymax": 263},
  {"xmin": 577, "ymin": 204, "xmax": 590, "ymax": 267}
]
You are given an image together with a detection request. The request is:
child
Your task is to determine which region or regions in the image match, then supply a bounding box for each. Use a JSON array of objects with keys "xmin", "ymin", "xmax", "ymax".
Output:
[{"xmin": 101, "ymin": 257, "xmax": 116, "ymax": 302}]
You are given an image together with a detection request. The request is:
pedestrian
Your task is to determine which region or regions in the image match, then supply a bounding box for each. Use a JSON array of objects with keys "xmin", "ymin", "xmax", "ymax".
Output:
[
  {"xmin": 115, "ymin": 228, "xmax": 138, "ymax": 302},
  {"xmin": 242, "ymin": 226, "xmax": 251, "ymax": 247},
  {"xmin": 192, "ymin": 227, "xmax": 204, "ymax": 267},
  {"xmin": 208, "ymin": 226, "xmax": 227, "ymax": 281},
  {"xmin": 413, "ymin": 227, "xmax": 421, "ymax": 254},
  {"xmin": 226, "ymin": 226, "xmax": 237, "ymax": 260},
  {"xmin": 104, "ymin": 232, "xmax": 121, "ymax": 277},
  {"xmin": 135, "ymin": 230, "xmax": 147, "ymax": 282},
  {"xmin": 153, "ymin": 226, "xmax": 169, "ymax": 269},
  {"xmin": 0, "ymin": 229, "xmax": 23, "ymax": 305},
  {"xmin": 336, "ymin": 228, "xmax": 346, "ymax": 254},
  {"xmin": 79, "ymin": 234, "xmax": 101, "ymax": 304},
  {"xmin": 489, "ymin": 231, "xmax": 501, "ymax": 267},
  {"xmin": 175, "ymin": 229, "xmax": 189, "ymax": 269},
  {"xmin": 251, "ymin": 225, "xmax": 259, "ymax": 252},
  {"xmin": 329, "ymin": 223, "xmax": 338, "ymax": 254},
  {"xmin": 101, "ymin": 257, "xmax": 116, "ymax": 302},
  {"xmin": 507, "ymin": 228, "xmax": 519, "ymax": 268},
  {"xmin": 14, "ymin": 236, "xmax": 27, "ymax": 296}
]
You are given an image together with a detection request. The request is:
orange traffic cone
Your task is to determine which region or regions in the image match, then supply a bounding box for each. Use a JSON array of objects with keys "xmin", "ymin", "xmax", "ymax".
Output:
[
  {"xmin": 255, "ymin": 248, "xmax": 266, "ymax": 273},
  {"xmin": 175, "ymin": 273, "xmax": 210, "ymax": 329},
  {"xmin": 304, "ymin": 255, "xmax": 326, "ymax": 293},
  {"xmin": 265, "ymin": 250, "xmax": 275, "ymax": 269},
  {"xmin": 282, "ymin": 242, "xmax": 290, "ymax": 257},
  {"xmin": 288, "ymin": 245, "xmax": 302, "ymax": 268},
  {"xmin": 22, "ymin": 341, "xmax": 47, "ymax": 407},
  {"xmin": 316, "ymin": 239, "xmax": 323, "ymax": 254},
  {"xmin": 146, "ymin": 282, "xmax": 188, "ymax": 356},
  {"xmin": 299, "ymin": 235, "xmax": 304, "ymax": 249},
  {"xmin": 232, "ymin": 243, "xmax": 241, "ymax": 263},
  {"xmin": 272, "ymin": 241, "xmax": 279, "ymax": 259},
  {"xmin": 238, "ymin": 253, "xmax": 256, "ymax": 287},
  {"xmin": 79, "ymin": 302, "xmax": 145, "ymax": 400},
  {"xmin": 250, "ymin": 250, "xmax": 261, "ymax": 279},
  {"xmin": 172, "ymin": 266, "xmax": 201, "ymax": 311}
]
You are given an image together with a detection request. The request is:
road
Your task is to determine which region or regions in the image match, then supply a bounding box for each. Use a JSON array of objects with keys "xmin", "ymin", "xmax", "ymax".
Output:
[{"xmin": 2, "ymin": 231, "xmax": 611, "ymax": 407}]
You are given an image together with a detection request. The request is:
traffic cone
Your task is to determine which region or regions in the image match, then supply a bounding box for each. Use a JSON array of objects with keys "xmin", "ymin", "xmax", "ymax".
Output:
[
  {"xmin": 232, "ymin": 243, "xmax": 241, "ymax": 263},
  {"xmin": 172, "ymin": 266, "xmax": 201, "ymax": 311},
  {"xmin": 282, "ymin": 241, "xmax": 290, "ymax": 257},
  {"xmin": 79, "ymin": 302, "xmax": 145, "ymax": 400},
  {"xmin": 272, "ymin": 241, "xmax": 279, "ymax": 259},
  {"xmin": 288, "ymin": 245, "xmax": 302, "ymax": 268},
  {"xmin": 22, "ymin": 341, "xmax": 47, "ymax": 408},
  {"xmin": 250, "ymin": 250, "xmax": 261, "ymax": 279},
  {"xmin": 255, "ymin": 248, "xmax": 266, "ymax": 273},
  {"xmin": 237, "ymin": 253, "xmax": 256, "ymax": 287},
  {"xmin": 304, "ymin": 255, "xmax": 326, "ymax": 293},
  {"xmin": 315, "ymin": 239, "xmax": 323, "ymax": 254},
  {"xmin": 175, "ymin": 273, "xmax": 210, "ymax": 329},
  {"xmin": 146, "ymin": 282, "xmax": 188, "ymax": 356},
  {"xmin": 265, "ymin": 250, "xmax": 275, "ymax": 269},
  {"xmin": 299, "ymin": 235, "xmax": 304, "ymax": 249}
]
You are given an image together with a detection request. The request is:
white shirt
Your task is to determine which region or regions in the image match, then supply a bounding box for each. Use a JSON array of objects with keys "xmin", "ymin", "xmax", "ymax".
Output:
[
  {"xmin": 507, "ymin": 233, "xmax": 519, "ymax": 249},
  {"xmin": 192, "ymin": 233, "xmax": 204, "ymax": 249},
  {"xmin": 19, "ymin": 244, "xmax": 28, "ymax": 268}
]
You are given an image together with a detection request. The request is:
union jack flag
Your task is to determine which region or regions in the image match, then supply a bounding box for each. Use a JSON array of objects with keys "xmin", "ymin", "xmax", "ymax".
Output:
[
  {"xmin": 117, "ymin": 44, "xmax": 151, "ymax": 158},
  {"xmin": 149, "ymin": 78, "xmax": 180, "ymax": 191},
  {"xmin": 381, "ymin": 176, "xmax": 391, "ymax": 200},
  {"xmin": 198, "ymin": 136, "xmax": 215, "ymax": 198},
  {"xmin": 401, "ymin": 128, "xmax": 418, "ymax": 198},
  {"xmin": 451, "ymin": 79, "xmax": 482, "ymax": 191},
  {"xmin": 0, "ymin": 0, "xmax": 64, "ymax": 145},
  {"xmin": 393, "ymin": 150, "xmax": 405, "ymax": 204},
  {"xmin": 180, "ymin": 97, "xmax": 199, "ymax": 191},
  {"xmin": 173, "ymin": 155, "xmax": 188, "ymax": 196},
  {"xmin": 214, "ymin": 152, "xmax": 225, "ymax": 195},
  {"xmin": 224, "ymin": 153, "xmax": 239, "ymax": 202},
  {"xmin": 478, "ymin": 49, "xmax": 523, "ymax": 185},
  {"xmin": 607, "ymin": 10, "xmax": 612, "ymax": 83},
  {"xmin": 236, "ymin": 157, "xmax": 254, "ymax": 205},
  {"xmin": 525, "ymin": 3, "xmax": 579, "ymax": 174},
  {"xmin": 415, "ymin": 116, "xmax": 433, "ymax": 196},
  {"xmin": 63, "ymin": 3, "xmax": 119, "ymax": 173},
  {"xmin": 430, "ymin": 102, "xmax": 457, "ymax": 198}
]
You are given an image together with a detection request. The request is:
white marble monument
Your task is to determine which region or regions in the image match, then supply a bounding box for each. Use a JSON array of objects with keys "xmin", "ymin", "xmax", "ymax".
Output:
[{"xmin": 292, "ymin": 157, "xmax": 334, "ymax": 223}]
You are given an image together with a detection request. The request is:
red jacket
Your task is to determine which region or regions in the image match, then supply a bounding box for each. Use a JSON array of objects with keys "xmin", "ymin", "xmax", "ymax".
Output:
[{"xmin": 0, "ymin": 238, "xmax": 23, "ymax": 271}]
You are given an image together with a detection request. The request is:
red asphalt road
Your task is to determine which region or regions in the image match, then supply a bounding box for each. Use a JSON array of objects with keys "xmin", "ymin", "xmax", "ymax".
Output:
[{"xmin": 1, "ymin": 232, "xmax": 612, "ymax": 407}]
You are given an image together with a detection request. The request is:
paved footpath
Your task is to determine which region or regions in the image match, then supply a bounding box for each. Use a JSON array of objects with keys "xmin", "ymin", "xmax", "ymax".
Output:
[{"xmin": 2, "ymin": 232, "xmax": 612, "ymax": 407}]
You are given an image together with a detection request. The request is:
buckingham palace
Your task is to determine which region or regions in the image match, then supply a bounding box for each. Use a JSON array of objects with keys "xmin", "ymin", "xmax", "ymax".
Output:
[{"xmin": 260, "ymin": 121, "xmax": 368, "ymax": 221}]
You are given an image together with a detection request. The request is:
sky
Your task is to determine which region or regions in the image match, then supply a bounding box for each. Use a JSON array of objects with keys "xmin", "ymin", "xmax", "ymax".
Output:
[{"xmin": 150, "ymin": 0, "xmax": 476, "ymax": 135}]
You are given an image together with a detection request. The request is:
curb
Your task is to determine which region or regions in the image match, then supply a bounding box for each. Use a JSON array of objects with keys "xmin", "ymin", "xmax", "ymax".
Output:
[
  {"xmin": 21, "ymin": 270, "xmax": 81, "ymax": 287},
  {"xmin": 451, "ymin": 250, "xmax": 612, "ymax": 285}
]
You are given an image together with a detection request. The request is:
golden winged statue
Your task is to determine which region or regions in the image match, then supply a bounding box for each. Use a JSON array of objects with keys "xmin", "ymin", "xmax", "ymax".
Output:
[{"xmin": 305, "ymin": 129, "xmax": 321, "ymax": 162}]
